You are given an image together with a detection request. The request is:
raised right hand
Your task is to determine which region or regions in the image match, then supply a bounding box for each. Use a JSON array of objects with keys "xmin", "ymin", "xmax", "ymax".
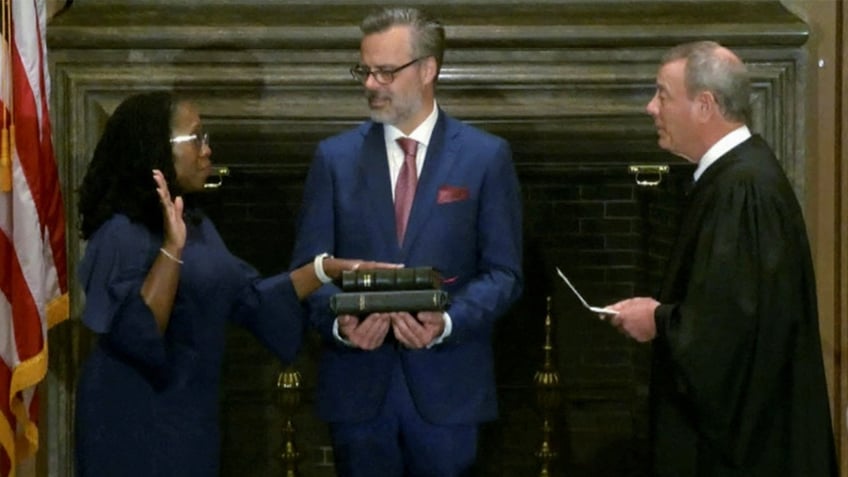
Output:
[{"xmin": 152, "ymin": 169, "xmax": 186, "ymax": 252}]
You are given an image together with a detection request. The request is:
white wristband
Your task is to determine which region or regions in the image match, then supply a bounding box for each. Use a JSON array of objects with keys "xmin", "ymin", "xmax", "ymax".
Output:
[{"xmin": 313, "ymin": 253, "xmax": 333, "ymax": 284}]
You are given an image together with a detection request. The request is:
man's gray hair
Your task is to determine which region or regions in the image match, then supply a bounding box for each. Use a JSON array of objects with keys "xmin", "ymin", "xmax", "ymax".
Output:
[
  {"xmin": 360, "ymin": 7, "xmax": 445, "ymax": 77},
  {"xmin": 663, "ymin": 41, "xmax": 751, "ymax": 123}
]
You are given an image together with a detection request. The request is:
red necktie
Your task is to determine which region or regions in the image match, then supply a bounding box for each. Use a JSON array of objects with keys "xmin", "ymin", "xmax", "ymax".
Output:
[{"xmin": 394, "ymin": 137, "xmax": 418, "ymax": 245}]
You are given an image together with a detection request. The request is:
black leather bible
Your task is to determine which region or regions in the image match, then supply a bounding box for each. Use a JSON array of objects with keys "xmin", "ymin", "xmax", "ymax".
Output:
[
  {"xmin": 339, "ymin": 266, "xmax": 442, "ymax": 291},
  {"xmin": 330, "ymin": 289, "xmax": 449, "ymax": 315}
]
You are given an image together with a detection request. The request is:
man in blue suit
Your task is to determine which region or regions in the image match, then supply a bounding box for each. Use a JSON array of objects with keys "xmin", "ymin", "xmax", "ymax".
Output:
[{"xmin": 289, "ymin": 7, "xmax": 523, "ymax": 477}]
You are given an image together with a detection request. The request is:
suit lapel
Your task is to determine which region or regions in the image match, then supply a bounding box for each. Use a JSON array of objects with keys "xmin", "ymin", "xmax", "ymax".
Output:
[
  {"xmin": 402, "ymin": 110, "xmax": 461, "ymax": 251},
  {"xmin": 358, "ymin": 124, "xmax": 398, "ymax": 250}
]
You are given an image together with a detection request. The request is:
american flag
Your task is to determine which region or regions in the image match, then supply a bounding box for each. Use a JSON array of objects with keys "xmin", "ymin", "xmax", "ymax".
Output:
[{"xmin": 0, "ymin": 1, "xmax": 68, "ymax": 476}]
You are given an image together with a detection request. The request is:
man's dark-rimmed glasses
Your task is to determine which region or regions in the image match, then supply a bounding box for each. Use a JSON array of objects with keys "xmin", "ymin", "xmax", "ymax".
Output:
[{"xmin": 349, "ymin": 57, "xmax": 425, "ymax": 85}]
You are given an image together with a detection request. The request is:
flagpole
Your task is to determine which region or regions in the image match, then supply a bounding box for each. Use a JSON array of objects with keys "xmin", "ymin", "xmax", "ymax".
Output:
[{"xmin": 1, "ymin": 0, "xmax": 11, "ymax": 192}]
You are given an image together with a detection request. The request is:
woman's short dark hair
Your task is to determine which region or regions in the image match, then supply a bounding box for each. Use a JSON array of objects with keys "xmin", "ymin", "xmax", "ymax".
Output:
[{"xmin": 78, "ymin": 91, "xmax": 180, "ymax": 239}]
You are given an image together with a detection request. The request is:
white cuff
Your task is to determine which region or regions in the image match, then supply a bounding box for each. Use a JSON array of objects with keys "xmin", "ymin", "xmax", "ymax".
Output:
[
  {"xmin": 313, "ymin": 252, "xmax": 333, "ymax": 284},
  {"xmin": 332, "ymin": 318, "xmax": 356, "ymax": 347},
  {"xmin": 427, "ymin": 312, "xmax": 452, "ymax": 348}
]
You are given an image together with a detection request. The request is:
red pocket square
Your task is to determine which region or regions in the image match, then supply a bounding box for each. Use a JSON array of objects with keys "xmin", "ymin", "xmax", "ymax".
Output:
[{"xmin": 437, "ymin": 185, "xmax": 469, "ymax": 204}]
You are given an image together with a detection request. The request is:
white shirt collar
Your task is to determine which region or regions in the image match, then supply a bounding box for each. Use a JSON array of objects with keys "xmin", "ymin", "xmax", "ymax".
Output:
[
  {"xmin": 384, "ymin": 100, "xmax": 439, "ymax": 150},
  {"xmin": 693, "ymin": 125, "xmax": 751, "ymax": 181}
]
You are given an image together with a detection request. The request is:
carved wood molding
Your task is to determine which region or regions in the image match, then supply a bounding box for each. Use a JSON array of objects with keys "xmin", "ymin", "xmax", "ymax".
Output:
[
  {"xmin": 49, "ymin": 51, "xmax": 805, "ymax": 177},
  {"xmin": 49, "ymin": 1, "xmax": 807, "ymax": 49}
]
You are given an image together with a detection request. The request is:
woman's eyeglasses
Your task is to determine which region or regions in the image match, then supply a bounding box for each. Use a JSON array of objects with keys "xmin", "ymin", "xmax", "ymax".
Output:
[{"xmin": 170, "ymin": 131, "xmax": 209, "ymax": 149}]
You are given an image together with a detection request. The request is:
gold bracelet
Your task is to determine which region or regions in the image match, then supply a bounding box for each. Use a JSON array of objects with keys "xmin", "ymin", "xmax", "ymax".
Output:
[{"xmin": 159, "ymin": 247, "xmax": 184, "ymax": 265}]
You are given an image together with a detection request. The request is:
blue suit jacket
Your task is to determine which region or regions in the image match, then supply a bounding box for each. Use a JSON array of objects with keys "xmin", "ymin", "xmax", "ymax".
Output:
[{"xmin": 291, "ymin": 110, "xmax": 523, "ymax": 425}]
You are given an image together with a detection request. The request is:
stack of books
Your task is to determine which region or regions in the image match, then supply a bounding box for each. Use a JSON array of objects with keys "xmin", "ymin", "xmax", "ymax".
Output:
[{"xmin": 329, "ymin": 266, "xmax": 449, "ymax": 315}]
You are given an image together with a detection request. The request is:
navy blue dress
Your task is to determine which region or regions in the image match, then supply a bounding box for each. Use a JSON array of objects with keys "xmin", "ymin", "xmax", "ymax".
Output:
[{"xmin": 75, "ymin": 213, "xmax": 303, "ymax": 477}]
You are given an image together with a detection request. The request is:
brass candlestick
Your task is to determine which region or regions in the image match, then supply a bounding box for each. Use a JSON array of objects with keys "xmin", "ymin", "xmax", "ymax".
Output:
[
  {"xmin": 276, "ymin": 366, "xmax": 303, "ymax": 477},
  {"xmin": 533, "ymin": 296, "xmax": 562, "ymax": 477}
]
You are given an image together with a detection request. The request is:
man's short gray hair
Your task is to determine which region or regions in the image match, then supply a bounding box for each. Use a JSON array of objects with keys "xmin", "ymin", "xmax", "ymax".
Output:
[
  {"xmin": 663, "ymin": 41, "xmax": 751, "ymax": 123},
  {"xmin": 360, "ymin": 7, "xmax": 445, "ymax": 77}
]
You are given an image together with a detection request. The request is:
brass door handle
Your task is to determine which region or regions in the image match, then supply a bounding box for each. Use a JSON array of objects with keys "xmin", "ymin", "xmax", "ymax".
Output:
[
  {"xmin": 628, "ymin": 165, "xmax": 668, "ymax": 187},
  {"xmin": 204, "ymin": 166, "xmax": 230, "ymax": 189}
]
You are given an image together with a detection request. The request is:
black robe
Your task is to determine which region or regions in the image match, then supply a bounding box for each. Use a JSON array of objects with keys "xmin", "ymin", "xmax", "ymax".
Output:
[{"xmin": 651, "ymin": 135, "xmax": 838, "ymax": 477}]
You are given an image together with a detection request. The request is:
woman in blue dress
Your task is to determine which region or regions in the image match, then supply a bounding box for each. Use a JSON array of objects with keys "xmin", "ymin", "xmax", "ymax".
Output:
[{"xmin": 74, "ymin": 92, "xmax": 390, "ymax": 476}]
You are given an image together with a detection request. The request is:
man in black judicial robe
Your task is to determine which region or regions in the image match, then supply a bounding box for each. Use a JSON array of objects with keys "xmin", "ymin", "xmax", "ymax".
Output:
[{"xmin": 605, "ymin": 41, "xmax": 838, "ymax": 477}]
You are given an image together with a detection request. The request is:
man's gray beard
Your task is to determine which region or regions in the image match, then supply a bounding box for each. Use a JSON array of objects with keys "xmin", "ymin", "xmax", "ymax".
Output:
[
  {"xmin": 367, "ymin": 93, "xmax": 422, "ymax": 127},
  {"xmin": 370, "ymin": 109, "xmax": 394, "ymax": 125}
]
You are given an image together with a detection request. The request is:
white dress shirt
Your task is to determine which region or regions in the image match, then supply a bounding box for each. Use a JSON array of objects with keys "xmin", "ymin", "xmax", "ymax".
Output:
[{"xmin": 383, "ymin": 100, "xmax": 439, "ymax": 197}]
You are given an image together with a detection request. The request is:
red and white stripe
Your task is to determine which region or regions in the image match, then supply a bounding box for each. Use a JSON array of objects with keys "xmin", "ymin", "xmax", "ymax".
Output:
[{"xmin": 0, "ymin": 1, "xmax": 68, "ymax": 476}]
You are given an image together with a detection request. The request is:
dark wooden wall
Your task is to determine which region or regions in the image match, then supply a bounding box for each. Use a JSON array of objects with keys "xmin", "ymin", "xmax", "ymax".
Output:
[{"xmin": 44, "ymin": 1, "xmax": 808, "ymax": 475}]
